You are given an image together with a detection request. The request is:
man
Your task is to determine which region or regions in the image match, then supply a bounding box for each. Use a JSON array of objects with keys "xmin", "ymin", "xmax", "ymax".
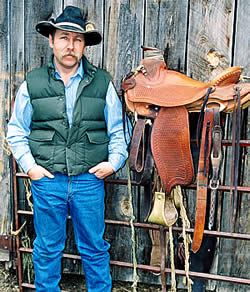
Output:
[{"xmin": 7, "ymin": 6, "xmax": 130, "ymax": 292}]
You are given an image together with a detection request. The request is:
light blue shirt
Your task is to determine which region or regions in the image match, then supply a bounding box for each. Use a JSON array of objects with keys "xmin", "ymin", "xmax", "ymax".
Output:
[{"xmin": 7, "ymin": 59, "xmax": 131, "ymax": 173}]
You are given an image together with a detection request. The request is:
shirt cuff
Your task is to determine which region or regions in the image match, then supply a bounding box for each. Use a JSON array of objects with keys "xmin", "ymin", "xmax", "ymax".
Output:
[
  {"xmin": 108, "ymin": 153, "xmax": 127, "ymax": 172},
  {"xmin": 18, "ymin": 153, "xmax": 37, "ymax": 174}
]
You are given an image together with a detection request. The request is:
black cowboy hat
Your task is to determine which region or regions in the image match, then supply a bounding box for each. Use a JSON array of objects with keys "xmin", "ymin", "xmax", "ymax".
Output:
[{"xmin": 36, "ymin": 6, "xmax": 102, "ymax": 46}]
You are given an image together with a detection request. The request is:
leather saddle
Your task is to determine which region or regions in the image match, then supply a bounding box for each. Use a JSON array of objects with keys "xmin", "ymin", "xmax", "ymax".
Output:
[
  {"xmin": 123, "ymin": 58, "xmax": 249, "ymax": 117},
  {"xmin": 122, "ymin": 57, "xmax": 250, "ymax": 252}
]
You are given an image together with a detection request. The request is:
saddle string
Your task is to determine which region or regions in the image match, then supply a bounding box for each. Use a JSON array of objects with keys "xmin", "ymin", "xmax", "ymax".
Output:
[
  {"xmin": 121, "ymin": 88, "xmax": 133, "ymax": 146},
  {"xmin": 126, "ymin": 160, "xmax": 139, "ymax": 291},
  {"xmin": 196, "ymin": 86, "xmax": 214, "ymax": 145},
  {"xmin": 169, "ymin": 225, "xmax": 177, "ymax": 292},
  {"xmin": 230, "ymin": 87, "xmax": 242, "ymax": 232},
  {"xmin": 239, "ymin": 75, "xmax": 250, "ymax": 81},
  {"xmin": 229, "ymin": 93, "xmax": 237, "ymax": 232},
  {"xmin": 203, "ymin": 119, "xmax": 211, "ymax": 175},
  {"xmin": 175, "ymin": 186, "xmax": 193, "ymax": 291},
  {"xmin": 163, "ymin": 43, "xmax": 169, "ymax": 66}
]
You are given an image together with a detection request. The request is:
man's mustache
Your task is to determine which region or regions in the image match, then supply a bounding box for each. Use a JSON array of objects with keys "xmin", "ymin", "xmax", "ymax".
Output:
[{"xmin": 62, "ymin": 51, "xmax": 79, "ymax": 58}]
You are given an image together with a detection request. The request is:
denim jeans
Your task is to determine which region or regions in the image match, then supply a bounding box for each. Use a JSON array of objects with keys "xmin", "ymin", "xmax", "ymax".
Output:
[{"xmin": 31, "ymin": 172, "xmax": 111, "ymax": 292}]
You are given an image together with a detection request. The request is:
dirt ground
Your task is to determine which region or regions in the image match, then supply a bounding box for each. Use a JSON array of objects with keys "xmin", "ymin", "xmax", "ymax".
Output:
[
  {"xmin": 0, "ymin": 262, "xmax": 19, "ymax": 292},
  {"xmin": 0, "ymin": 262, "xmax": 162, "ymax": 292}
]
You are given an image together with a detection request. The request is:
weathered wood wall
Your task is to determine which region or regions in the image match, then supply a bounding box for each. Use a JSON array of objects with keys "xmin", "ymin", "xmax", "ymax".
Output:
[{"xmin": 0, "ymin": 0, "xmax": 249, "ymax": 290}]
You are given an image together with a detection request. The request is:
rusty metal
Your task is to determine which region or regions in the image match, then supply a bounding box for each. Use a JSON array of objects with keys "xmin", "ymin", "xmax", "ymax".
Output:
[
  {"xmin": 0, "ymin": 235, "xmax": 14, "ymax": 251},
  {"xmin": 12, "ymin": 156, "xmax": 23, "ymax": 292},
  {"xmin": 22, "ymin": 283, "xmax": 68, "ymax": 292},
  {"xmin": 109, "ymin": 261, "xmax": 250, "ymax": 285},
  {"xmin": 14, "ymin": 173, "xmax": 250, "ymax": 194},
  {"xmin": 17, "ymin": 210, "xmax": 250, "ymax": 241},
  {"xmin": 190, "ymin": 139, "xmax": 250, "ymax": 147},
  {"xmin": 19, "ymin": 247, "xmax": 250, "ymax": 286}
]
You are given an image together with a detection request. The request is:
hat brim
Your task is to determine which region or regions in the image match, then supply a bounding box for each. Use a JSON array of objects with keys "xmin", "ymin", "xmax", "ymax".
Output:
[{"xmin": 36, "ymin": 21, "xmax": 102, "ymax": 46}]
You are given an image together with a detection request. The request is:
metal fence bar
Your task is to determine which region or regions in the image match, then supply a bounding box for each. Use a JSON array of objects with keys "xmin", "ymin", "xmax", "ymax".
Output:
[
  {"xmin": 19, "ymin": 247, "xmax": 250, "ymax": 286},
  {"xmin": 16, "ymin": 210, "xmax": 250, "ymax": 241},
  {"xmin": 14, "ymin": 173, "xmax": 250, "ymax": 193}
]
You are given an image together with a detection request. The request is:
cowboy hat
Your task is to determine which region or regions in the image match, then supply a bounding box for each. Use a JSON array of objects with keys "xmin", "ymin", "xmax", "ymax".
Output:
[{"xmin": 36, "ymin": 6, "xmax": 102, "ymax": 46}]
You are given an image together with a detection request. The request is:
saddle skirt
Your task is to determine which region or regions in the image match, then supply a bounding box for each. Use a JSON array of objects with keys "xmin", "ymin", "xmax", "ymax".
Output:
[{"xmin": 151, "ymin": 106, "xmax": 194, "ymax": 194}]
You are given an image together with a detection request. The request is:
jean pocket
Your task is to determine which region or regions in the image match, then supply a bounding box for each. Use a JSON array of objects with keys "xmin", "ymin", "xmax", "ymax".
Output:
[{"xmin": 31, "ymin": 175, "xmax": 49, "ymax": 183}]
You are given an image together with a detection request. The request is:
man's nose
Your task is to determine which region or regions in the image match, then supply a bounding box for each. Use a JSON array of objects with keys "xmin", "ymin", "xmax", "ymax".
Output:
[{"xmin": 67, "ymin": 38, "xmax": 74, "ymax": 50}]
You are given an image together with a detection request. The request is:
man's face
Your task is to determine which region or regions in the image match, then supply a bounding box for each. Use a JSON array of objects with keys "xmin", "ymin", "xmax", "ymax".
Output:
[{"xmin": 49, "ymin": 29, "xmax": 85, "ymax": 70}]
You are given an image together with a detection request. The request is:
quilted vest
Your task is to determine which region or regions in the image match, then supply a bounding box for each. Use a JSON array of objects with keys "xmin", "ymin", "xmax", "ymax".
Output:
[{"xmin": 26, "ymin": 56, "xmax": 111, "ymax": 176}]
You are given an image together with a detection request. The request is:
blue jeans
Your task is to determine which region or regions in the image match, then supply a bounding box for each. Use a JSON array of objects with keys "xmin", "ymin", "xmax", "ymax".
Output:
[{"xmin": 31, "ymin": 173, "xmax": 111, "ymax": 292}]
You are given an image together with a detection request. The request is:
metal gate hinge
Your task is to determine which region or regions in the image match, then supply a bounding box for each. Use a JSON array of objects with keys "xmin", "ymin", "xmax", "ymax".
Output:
[{"xmin": 0, "ymin": 235, "xmax": 15, "ymax": 251}]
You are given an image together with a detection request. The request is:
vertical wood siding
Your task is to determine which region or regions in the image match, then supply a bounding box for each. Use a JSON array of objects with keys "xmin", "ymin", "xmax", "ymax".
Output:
[{"xmin": 0, "ymin": 0, "xmax": 249, "ymax": 290}]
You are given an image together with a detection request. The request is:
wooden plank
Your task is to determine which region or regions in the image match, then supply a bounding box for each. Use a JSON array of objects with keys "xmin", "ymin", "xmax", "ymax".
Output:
[
  {"xmin": 10, "ymin": 0, "xmax": 25, "ymax": 95},
  {"xmin": 64, "ymin": 0, "xmax": 104, "ymax": 67},
  {"xmin": 144, "ymin": 0, "xmax": 189, "ymax": 71},
  {"xmin": 14, "ymin": 0, "xmax": 62, "ymax": 280},
  {"xmin": 17, "ymin": 0, "xmax": 61, "ymax": 209},
  {"xmin": 0, "ymin": 0, "xmax": 11, "ymax": 233},
  {"xmin": 103, "ymin": 0, "xmax": 148, "ymax": 283},
  {"xmin": 186, "ymin": 1, "xmax": 236, "ymax": 290},
  {"xmin": 103, "ymin": 0, "xmax": 144, "ymax": 88},
  {"xmin": 0, "ymin": 0, "xmax": 11, "ymax": 260},
  {"xmin": 233, "ymin": 0, "xmax": 249, "ymax": 74},
  {"xmin": 23, "ymin": 0, "xmax": 59, "ymax": 73},
  {"xmin": 9, "ymin": 1, "xmax": 28, "ymax": 250},
  {"xmin": 187, "ymin": 0, "xmax": 235, "ymax": 81},
  {"xmin": 216, "ymin": 1, "xmax": 250, "ymax": 290}
]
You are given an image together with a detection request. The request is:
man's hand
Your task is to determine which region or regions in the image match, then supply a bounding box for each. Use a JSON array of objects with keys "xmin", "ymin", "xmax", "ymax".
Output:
[
  {"xmin": 27, "ymin": 165, "xmax": 55, "ymax": 180},
  {"xmin": 88, "ymin": 162, "xmax": 115, "ymax": 179}
]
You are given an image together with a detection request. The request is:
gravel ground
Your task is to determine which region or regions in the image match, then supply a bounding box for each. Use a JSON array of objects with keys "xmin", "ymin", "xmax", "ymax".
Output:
[{"xmin": 0, "ymin": 262, "xmax": 162, "ymax": 292}]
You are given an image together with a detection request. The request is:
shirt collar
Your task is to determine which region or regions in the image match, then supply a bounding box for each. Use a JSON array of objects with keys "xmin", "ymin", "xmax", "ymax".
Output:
[{"xmin": 54, "ymin": 58, "xmax": 84, "ymax": 80}]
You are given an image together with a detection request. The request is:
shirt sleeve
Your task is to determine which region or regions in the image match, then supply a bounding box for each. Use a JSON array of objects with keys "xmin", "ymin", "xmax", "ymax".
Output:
[
  {"xmin": 104, "ymin": 82, "xmax": 132, "ymax": 172},
  {"xmin": 6, "ymin": 81, "xmax": 37, "ymax": 173}
]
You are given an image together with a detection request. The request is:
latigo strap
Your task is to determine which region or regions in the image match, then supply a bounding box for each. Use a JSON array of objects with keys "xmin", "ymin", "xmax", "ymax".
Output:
[{"xmin": 192, "ymin": 108, "xmax": 214, "ymax": 253}]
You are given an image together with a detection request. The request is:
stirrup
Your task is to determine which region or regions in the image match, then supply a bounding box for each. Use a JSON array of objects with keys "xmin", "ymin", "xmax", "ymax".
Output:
[{"xmin": 148, "ymin": 191, "xmax": 178, "ymax": 227}]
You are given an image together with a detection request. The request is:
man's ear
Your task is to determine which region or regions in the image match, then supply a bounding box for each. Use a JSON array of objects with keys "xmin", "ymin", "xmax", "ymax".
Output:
[{"xmin": 49, "ymin": 34, "xmax": 54, "ymax": 48}]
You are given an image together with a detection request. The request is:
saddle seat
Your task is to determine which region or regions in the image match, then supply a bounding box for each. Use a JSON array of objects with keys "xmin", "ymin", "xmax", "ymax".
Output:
[{"xmin": 124, "ymin": 58, "xmax": 249, "ymax": 117}]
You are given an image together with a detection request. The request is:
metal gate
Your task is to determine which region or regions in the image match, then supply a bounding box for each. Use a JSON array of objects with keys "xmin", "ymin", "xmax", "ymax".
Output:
[{"xmin": 10, "ymin": 127, "xmax": 250, "ymax": 291}]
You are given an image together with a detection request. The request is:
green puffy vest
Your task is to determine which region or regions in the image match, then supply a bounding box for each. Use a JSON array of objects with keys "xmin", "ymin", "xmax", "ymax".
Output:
[{"xmin": 26, "ymin": 56, "xmax": 111, "ymax": 176}]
